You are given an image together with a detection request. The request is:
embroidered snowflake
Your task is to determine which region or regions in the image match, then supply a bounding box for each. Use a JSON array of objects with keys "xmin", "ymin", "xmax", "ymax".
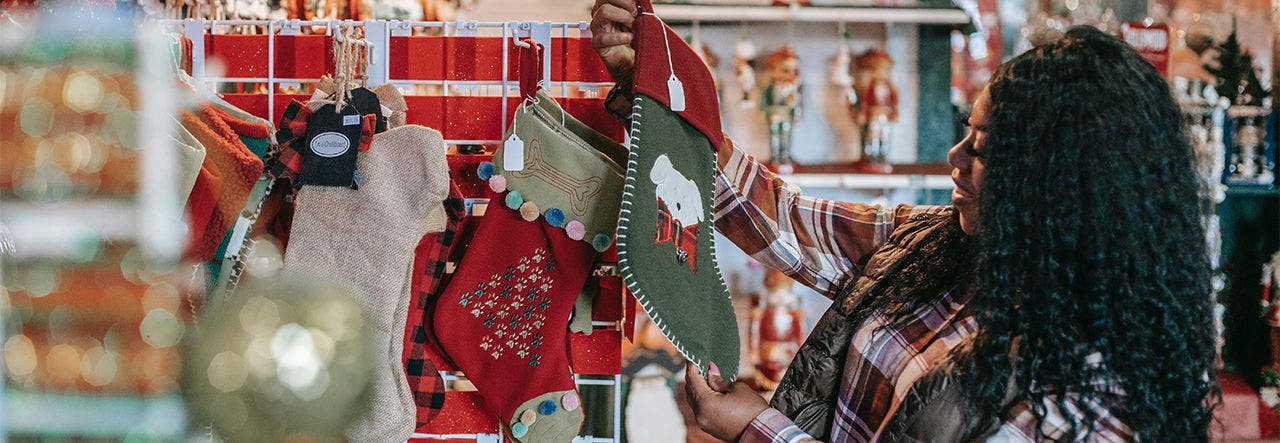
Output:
[{"xmin": 459, "ymin": 248, "xmax": 555, "ymax": 366}]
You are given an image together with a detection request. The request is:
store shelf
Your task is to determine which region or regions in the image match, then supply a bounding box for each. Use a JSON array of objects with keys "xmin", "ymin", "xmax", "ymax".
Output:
[
  {"xmin": 783, "ymin": 172, "xmax": 954, "ymax": 190},
  {"xmin": 4, "ymin": 391, "xmax": 186, "ymax": 439},
  {"xmin": 776, "ymin": 162, "xmax": 955, "ymax": 190},
  {"xmin": 652, "ymin": 3, "xmax": 971, "ymax": 24},
  {"xmin": 1225, "ymin": 186, "xmax": 1280, "ymax": 197}
]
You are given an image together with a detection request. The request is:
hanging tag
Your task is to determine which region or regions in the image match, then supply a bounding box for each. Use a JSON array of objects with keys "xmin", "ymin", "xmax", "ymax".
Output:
[
  {"xmin": 668, "ymin": 74, "xmax": 686, "ymax": 112},
  {"xmin": 503, "ymin": 133, "xmax": 526, "ymax": 171},
  {"xmin": 298, "ymin": 103, "xmax": 363, "ymax": 188},
  {"xmin": 223, "ymin": 216, "xmax": 252, "ymax": 260}
]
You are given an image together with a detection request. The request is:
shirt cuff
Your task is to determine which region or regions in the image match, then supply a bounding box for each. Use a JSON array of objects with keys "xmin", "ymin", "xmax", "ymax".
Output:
[
  {"xmin": 604, "ymin": 80, "xmax": 634, "ymax": 122},
  {"xmin": 739, "ymin": 408, "xmax": 813, "ymax": 443}
]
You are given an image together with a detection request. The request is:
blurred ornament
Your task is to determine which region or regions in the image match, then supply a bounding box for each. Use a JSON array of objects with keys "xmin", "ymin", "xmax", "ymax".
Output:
[
  {"xmin": 852, "ymin": 49, "xmax": 898, "ymax": 166},
  {"xmin": 748, "ymin": 269, "xmax": 803, "ymax": 391},
  {"xmin": 1184, "ymin": 20, "xmax": 1217, "ymax": 55},
  {"xmin": 733, "ymin": 38, "xmax": 757, "ymax": 108},
  {"xmin": 183, "ymin": 276, "xmax": 373, "ymax": 442},
  {"xmin": 363, "ymin": 0, "xmax": 422, "ymax": 20},
  {"xmin": 760, "ymin": 46, "xmax": 803, "ymax": 167},
  {"xmin": 243, "ymin": 235, "xmax": 284, "ymax": 278}
]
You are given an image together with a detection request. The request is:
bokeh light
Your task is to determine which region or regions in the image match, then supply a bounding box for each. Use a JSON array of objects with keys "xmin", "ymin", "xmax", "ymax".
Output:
[
  {"xmin": 140, "ymin": 309, "xmax": 184, "ymax": 348},
  {"xmin": 4, "ymin": 334, "xmax": 39, "ymax": 379},
  {"xmin": 63, "ymin": 70, "xmax": 104, "ymax": 113}
]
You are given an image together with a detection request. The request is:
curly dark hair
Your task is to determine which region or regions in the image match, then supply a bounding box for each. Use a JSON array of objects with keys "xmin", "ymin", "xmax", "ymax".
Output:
[{"xmin": 956, "ymin": 25, "xmax": 1219, "ymax": 441}]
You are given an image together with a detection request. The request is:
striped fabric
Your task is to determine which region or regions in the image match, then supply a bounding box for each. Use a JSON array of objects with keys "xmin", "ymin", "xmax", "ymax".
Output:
[{"xmin": 711, "ymin": 137, "xmax": 1131, "ymax": 442}]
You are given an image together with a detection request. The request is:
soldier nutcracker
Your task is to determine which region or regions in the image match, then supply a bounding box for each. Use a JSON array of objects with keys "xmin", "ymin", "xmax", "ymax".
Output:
[
  {"xmin": 852, "ymin": 49, "xmax": 899, "ymax": 165},
  {"xmin": 760, "ymin": 46, "xmax": 803, "ymax": 167}
]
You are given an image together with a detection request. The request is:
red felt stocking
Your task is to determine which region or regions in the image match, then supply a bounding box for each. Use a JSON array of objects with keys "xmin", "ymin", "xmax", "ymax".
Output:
[{"xmin": 432, "ymin": 189, "xmax": 596, "ymax": 442}]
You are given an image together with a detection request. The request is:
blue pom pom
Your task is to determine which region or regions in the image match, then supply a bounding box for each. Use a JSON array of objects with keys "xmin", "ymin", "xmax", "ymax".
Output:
[
  {"xmin": 538, "ymin": 399, "xmax": 558, "ymax": 416},
  {"xmin": 477, "ymin": 162, "xmax": 496, "ymax": 180},
  {"xmin": 592, "ymin": 233, "xmax": 612, "ymax": 252},
  {"xmin": 511, "ymin": 422, "xmax": 528, "ymax": 437},
  {"xmin": 544, "ymin": 208, "xmax": 565, "ymax": 227},
  {"xmin": 505, "ymin": 191, "xmax": 524, "ymax": 210}
]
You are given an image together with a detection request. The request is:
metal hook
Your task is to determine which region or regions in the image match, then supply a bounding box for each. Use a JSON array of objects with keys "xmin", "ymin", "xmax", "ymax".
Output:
[{"xmin": 511, "ymin": 22, "xmax": 531, "ymax": 48}]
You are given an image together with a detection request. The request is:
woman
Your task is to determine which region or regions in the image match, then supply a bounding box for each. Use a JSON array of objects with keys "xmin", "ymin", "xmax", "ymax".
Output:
[{"xmin": 592, "ymin": 1, "xmax": 1218, "ymax": 441}]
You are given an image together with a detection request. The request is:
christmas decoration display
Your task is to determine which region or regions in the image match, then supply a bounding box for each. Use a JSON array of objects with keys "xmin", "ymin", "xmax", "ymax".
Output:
[
  {"xmin": 853, "ymin": 48, "xmax": 898, "ymax": 166},
  {"xmin": 760, "ymin": 46, "xmax": 803, "ymax": 167},
  {"xmin": 1204, "ymin": 19, "xmax": 1270, "ymax": 108},
  {"xmin": 749, "ymin": 269, "xmax": 805, "ymax": 391},
  {"xmin": 431, "ymin": 190, "xmax": 596, "ymax": 442},
  {"xmin": 430, "ymin": 87, "xmax": 627, "ymax": 441},
  {"xmin": 282, "ymin": 124, "xmax": 450, "ymax": 441},
  {"xmin": 733, "ymin": 38, "xmax": 758, "ymax": 108},
  {"xmin": 618, "ymin": 0, "xmax": 740, "ymax": 381},
  {"xmin": 492, "ymin": 91, "xmax": 628, "ymax": 251}
]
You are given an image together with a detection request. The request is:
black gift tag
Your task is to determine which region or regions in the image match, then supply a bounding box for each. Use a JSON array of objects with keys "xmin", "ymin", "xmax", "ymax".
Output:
[
  {"xmin": 349, "ymin": 87, "xmax": 387, "ymax": 133},
  {"xmin": 298, "ymin": 103, "xmax": 363, "ymax": 188}
]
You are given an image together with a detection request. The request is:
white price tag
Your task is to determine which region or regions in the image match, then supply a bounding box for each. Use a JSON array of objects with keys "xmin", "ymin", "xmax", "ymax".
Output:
[
  {"xmin": 224, "ymin": 216, "xmax": 251, "ymax": 260},
  {"xmin": 503, "ymin": 133, "xmax": 526, "ymax": 171},
  {"xmin": 667, "ymin": 74, "xmax": 686, "ymax": 112}
]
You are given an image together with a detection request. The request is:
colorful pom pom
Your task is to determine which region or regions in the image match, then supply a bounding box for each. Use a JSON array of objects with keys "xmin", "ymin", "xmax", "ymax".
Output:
[
  {"xmin": 592, "ymin": 233, "xmax": 612, "ymax": 252},
  {"xmin": 562, "ymin": 392, "xmax": 581, "ymax": 411},
  {"xmin": 511, "ymin": 422, "xmax": 528, "ymax": 438},
  {"xmin": 477, "ymin": 161, "xmax": 496, "ymax": 180},
  {"xmin": 505, "ymin": 191, "xmax": 524, "ymax": 210},
  {"xmin": 544, "ymin": 208, "xmax": 565, "ymax": 227},
  {"xmin": 520, "ymin": 409, "xmax": 537, "ymax": 425},
  {"xmin": 519, "ymin": 202, "xmax": 540, "ymax": 221},
  {"xmin": 565, "ymin": 220, "xmax": 586, "ymax": 241},
  {"xmin": 538, "ymin": 399, "xmax": 558, "ymax": 416},
  {"xmin": 488, "ymin": 175, "xmax": 507, "ymax": 193}
]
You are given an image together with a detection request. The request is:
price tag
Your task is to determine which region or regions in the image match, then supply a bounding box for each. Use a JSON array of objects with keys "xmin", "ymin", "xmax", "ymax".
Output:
[
  {"xmin": 503, "ymin": 133, "xmax": 526, "ymax": 171},
  {"xmin": 224, "ymin": 216, "xmax": 251, "ymax": 259},
  {"xmin": 667, "ymin": 74, "xmax": 686, "ymax": 112}
]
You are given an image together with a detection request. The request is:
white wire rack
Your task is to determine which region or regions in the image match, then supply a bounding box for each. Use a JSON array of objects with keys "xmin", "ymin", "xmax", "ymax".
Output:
[
  {"xmin": 151, "ymin": 18, "xmax": 627, "ymax": 443},
  {"xmin": 154, "ymin": 18, "xmax": 612, "ymax": 146}
]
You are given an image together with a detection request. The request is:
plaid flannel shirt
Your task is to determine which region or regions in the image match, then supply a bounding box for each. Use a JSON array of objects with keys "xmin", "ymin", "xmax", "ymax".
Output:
[
  {"xmin": 711, "ymin": 137, "xmax": 1132, "ymax": 442},
  {"xmin": 403, "ymin": 183, "xmax": 467, "ymax": 426}
]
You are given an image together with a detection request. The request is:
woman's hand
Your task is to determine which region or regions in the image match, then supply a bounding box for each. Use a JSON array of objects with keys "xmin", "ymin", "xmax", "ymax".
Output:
[
  {"xmin": 684, "ymin": 362, "xmax": 770, "ymax": 441},
  {"xmin": 590, "ymin": 0, "xmax": 637, "ymax": 84}
]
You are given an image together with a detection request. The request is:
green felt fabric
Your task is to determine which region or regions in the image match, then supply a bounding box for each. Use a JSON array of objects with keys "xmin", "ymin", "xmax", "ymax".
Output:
[
  {"xmin": 495, "ymin": 93, "xmax": 626, "ymax": 249},
  {"xmin": 616, "ymin": 94, "xmax": 739, "ymax": 381}
]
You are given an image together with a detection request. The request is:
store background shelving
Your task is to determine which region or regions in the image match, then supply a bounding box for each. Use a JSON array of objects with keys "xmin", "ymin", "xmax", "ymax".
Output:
[{"xmin": 651, "ymin": 3, "xmax": 972, "ymax": 24}]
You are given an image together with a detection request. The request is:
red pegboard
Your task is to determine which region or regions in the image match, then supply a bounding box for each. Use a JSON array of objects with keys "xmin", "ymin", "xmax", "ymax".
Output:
[
  {"xmin": 205, "ymin": 34, "xmax": 610, "ymax": 83},
  {"xmin": 206, "ymin": 34, "xmax": 335, "ymax": 79}
]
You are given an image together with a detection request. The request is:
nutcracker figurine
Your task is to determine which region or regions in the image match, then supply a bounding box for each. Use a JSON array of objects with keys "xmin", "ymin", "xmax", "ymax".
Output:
[
  {"xmin": 852, "ymin": 49, "xmax": 899, "ymax": 165},
  {"xmin": 760, "ymin": 46, "xmax": 803, "ymax": 167},
  {"xmin": 749, "ymin": 269, "xmax": 805, "ymax": 391},
  {"xmin": 733, "ymin": 39, "xmax": 758, "ymax": 109}
]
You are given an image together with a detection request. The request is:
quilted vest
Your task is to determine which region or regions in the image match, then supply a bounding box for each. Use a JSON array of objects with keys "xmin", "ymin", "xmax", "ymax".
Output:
[{"xmin": 769, "ymin": 208, "xmax": 976, "ymax": 441}]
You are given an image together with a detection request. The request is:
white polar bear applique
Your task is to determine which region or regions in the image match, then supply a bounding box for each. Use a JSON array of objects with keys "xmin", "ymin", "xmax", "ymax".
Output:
[{"xmin": 650, "ymin": 154, "xmax": 704, "ymax": 273}]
